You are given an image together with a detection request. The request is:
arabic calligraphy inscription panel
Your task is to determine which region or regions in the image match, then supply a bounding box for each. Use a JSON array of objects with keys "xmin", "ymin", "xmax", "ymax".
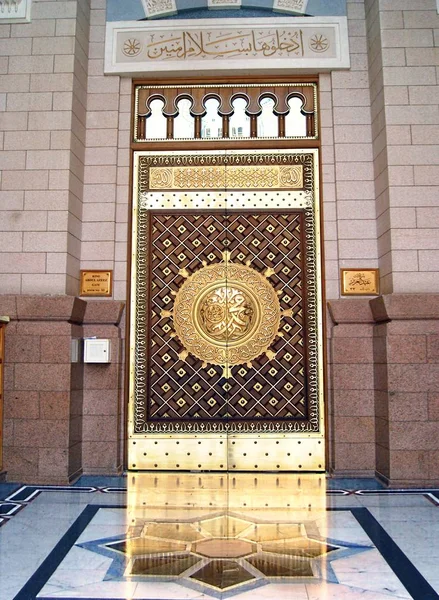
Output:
[{"xmin": 117, "ymin": 23, "xmax": 336, "ymax": 63}]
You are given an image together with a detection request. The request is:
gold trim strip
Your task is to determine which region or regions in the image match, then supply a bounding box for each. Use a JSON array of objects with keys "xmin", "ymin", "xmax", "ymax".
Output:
[
  {"xmin": 149, "ymin": 164, "xmax": 304, "ymax": 190},
  {"xmin": 137, "ymin": 82, "xmax": 318, "ymax": 90}
]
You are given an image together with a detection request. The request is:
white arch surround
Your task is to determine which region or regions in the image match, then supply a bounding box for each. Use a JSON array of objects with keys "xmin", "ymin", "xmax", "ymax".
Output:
[
  {"xmin": 139, "ymin": 0, "xmax": 310, "ymax": 19},
  {"xmin": 106, "ymin": 0, "xmax": 347, "ymax": 22}
]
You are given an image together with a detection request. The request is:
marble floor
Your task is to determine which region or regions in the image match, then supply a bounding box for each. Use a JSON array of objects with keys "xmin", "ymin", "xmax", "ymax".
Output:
[{"xmin": 1, "ymin": 474, "xmax": 439, "ymax": 600}]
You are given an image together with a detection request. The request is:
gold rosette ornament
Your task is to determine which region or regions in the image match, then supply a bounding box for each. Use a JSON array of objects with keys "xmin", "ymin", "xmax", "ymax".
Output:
[{"xmin": 161, "ymin": 252, "xmax": 292, "ymax": 378}]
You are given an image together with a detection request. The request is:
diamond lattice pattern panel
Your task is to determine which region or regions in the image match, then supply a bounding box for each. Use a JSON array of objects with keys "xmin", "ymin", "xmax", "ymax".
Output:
[{"xmin": 147, "ymin": 211, "xmax": 307, "ymax": 425}]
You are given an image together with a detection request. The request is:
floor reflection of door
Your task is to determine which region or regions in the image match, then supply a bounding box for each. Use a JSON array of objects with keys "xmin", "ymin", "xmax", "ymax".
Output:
[{"xmin": 128, "ymin": 149, "xmax": 325, "ymax": 471}]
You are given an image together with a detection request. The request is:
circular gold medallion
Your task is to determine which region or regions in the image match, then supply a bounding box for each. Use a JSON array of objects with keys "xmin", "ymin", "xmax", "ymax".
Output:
[
  {"xmin": 195, "ymin": 282, "xmax": 260, "ymax": 346},
  {"xmin": 173, "ymin": 261, "xmax": 281, "ymax": 367}
]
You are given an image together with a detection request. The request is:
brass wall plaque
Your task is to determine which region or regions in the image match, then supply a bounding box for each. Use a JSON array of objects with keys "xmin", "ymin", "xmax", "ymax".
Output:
[
  {"xmin": 80, "ymin": 270, "xmax": 113, "ymax": 297},
  {"xmin": 341, "ymin": 268, "xmax": 379, "ymax": 296}
]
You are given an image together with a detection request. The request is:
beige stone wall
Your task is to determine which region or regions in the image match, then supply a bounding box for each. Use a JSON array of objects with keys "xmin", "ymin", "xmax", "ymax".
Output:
[
  {"xmin": 81, "ymin": 0, "xmax": 383, "ymax": 303},
  {"xmin": 1, "ymin": 1, "xmax": 438, "ymax": 298},
  {"xmin": 81, "ymin": 0, "xmax": 130, "ymax": 301},
  {"xmin": 323, "ymin": 0, "xmax": 378, "ymax": 477},
  {"xmin": 1, "ymin": 0, "xmax": 439, "ymax": 484},
  {"xmin": 365, "ymin": 0, "xmax": 439, "ymax": 294},
  {"xmin": 0, "ymin": 0, "xmax": 91, "ymax": 295},
  {"xmin": 322, "ymin": 0, "xmax": 378, "ymax": 301},
  {"xmin": 0, "ymin": 0, "xmax": 129, "ymax": 299},
  {"xmin": 0, "ymin": 0, "xmax": 388, "ymax": 302}
]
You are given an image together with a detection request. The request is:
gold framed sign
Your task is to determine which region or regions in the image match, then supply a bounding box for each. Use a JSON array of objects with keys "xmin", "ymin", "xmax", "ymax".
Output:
[
  {"xmin": 341, "ymin": 268, "xmax": 379, "ymax": 296},
  {"xmin": 80, "ymin": 270, "xmax": 113, "ymax": 297}
]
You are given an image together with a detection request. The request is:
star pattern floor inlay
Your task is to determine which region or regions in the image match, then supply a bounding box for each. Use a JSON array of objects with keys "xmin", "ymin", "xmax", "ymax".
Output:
[
  {"xmin": 1, "ymin": 474, "xmax": 439, "ymax": 600},
  {"xmin": 80, "ymin": 512, "xmax": 346, "ymax": 595}
]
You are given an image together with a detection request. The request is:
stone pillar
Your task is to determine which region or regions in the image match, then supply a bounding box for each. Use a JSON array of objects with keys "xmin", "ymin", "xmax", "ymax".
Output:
[
  {"xmin": 0, "ymin": 315, "xmax": 8, "ymax": 481},
  {"xmin": 329, "ymin": 294, "xmax": 439, "ymax": 487},
  {"xmin": 81, "ymin": 301, "xmax": 124, "ymax": 475},
  {"xmin": 0, "ymin": 294, "xmax": 124, "ymax": 484},
  {"xmin": 328, "ymin": 299, "xmax": 376, "ymax": 477},
  {"xmin": 371, "ymin": 294, "xmax": 439, "ymax": 487},
  {"xmin": 1, "ymin": 295, "xmax": 85, "ymax": 482}
]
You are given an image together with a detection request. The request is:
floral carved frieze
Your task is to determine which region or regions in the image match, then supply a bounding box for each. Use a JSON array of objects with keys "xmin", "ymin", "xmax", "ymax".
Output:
[
  {"xmin": 0, "ymin": 0, "xmax": 30, "ymax": 21},
  {"xmin": 105, "ymin": 17, "xmax": 349, "ymax": 76},
  {"xmin": 140, "ymin": 0, "xmax": 177, "ymax": 19},
  {"xmin": 273, "ymin": 0, "xmax": 309, "ymax": 14}
]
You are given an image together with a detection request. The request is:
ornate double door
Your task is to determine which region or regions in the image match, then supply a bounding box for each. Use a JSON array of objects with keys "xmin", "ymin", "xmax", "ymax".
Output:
[{"xmin": 128, "ymin": 149, "xmax": 325, "ymax": 471}]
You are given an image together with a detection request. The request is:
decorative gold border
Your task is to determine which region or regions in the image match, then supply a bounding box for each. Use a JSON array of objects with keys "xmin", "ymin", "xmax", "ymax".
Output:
[
  {"xmin": 340, "ymin": 268, "xmax": 380, "ymax": 296},
  {"xmin": 148, "ymin": 164, "xmax": 304, "ymax": 190},
  {"xmin": 129, "ymin": 149, "xmax": 324, "ymax": 437},
  {"xmin": 79, "ymin": 270, "xmax": 113, "ymax": 297}
]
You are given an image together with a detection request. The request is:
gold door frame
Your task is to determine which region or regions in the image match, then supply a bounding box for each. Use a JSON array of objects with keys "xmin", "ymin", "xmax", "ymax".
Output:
[{"xmin": 128, "ymin": 149, "xmax": 325, "ymax": 471}]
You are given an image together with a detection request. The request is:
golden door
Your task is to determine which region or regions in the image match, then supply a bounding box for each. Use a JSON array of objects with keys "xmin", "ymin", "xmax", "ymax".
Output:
[{"xmin": 128, "ymin": 149, "xmax": 325, "ymax": 471}]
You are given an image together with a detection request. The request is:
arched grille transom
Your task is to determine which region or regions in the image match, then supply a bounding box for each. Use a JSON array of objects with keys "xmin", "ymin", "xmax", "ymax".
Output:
[{"xmin": 134, "ymin": 82, "xmax": 318, "ymax": 142}]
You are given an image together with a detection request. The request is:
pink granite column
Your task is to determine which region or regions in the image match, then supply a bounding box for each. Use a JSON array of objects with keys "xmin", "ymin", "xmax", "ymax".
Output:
[
  {"xmin": 328, "ymin": 299, "xmax": 376, "ymax": 477},
  {"xmin": 0, "ymin": 295, "xmax": 86, "ymax": 483},
  {"xmin": 81, "ymin": 301, "xmax": 125, "ymax": 475},
  {"xmin": 0, "ymin": 295, "xmax": 125, "ymax": 484},
  {"xmin": 371, "ymin": 295, "xmax": 439, "ymax": 487}
]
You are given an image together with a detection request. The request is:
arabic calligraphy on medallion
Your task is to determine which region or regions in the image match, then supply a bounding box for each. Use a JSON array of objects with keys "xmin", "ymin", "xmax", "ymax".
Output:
[
  {"xmin": 199, "ymin": 286, "xmax": 256, "ymax": 343},
  {"xmin": 171, "ymin": 260, "xmax": 282, "ymax": 369},
  {"xmin": 144, "ymin": 0, "xmax": 176, "ymax": 18},
  {"xmin": 208, "ymin": 0, "xmax": 241, "ymax": 7},
  {"xmin": 117, "ymin": 26, "xmax": 335, "ymax": 63}
]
